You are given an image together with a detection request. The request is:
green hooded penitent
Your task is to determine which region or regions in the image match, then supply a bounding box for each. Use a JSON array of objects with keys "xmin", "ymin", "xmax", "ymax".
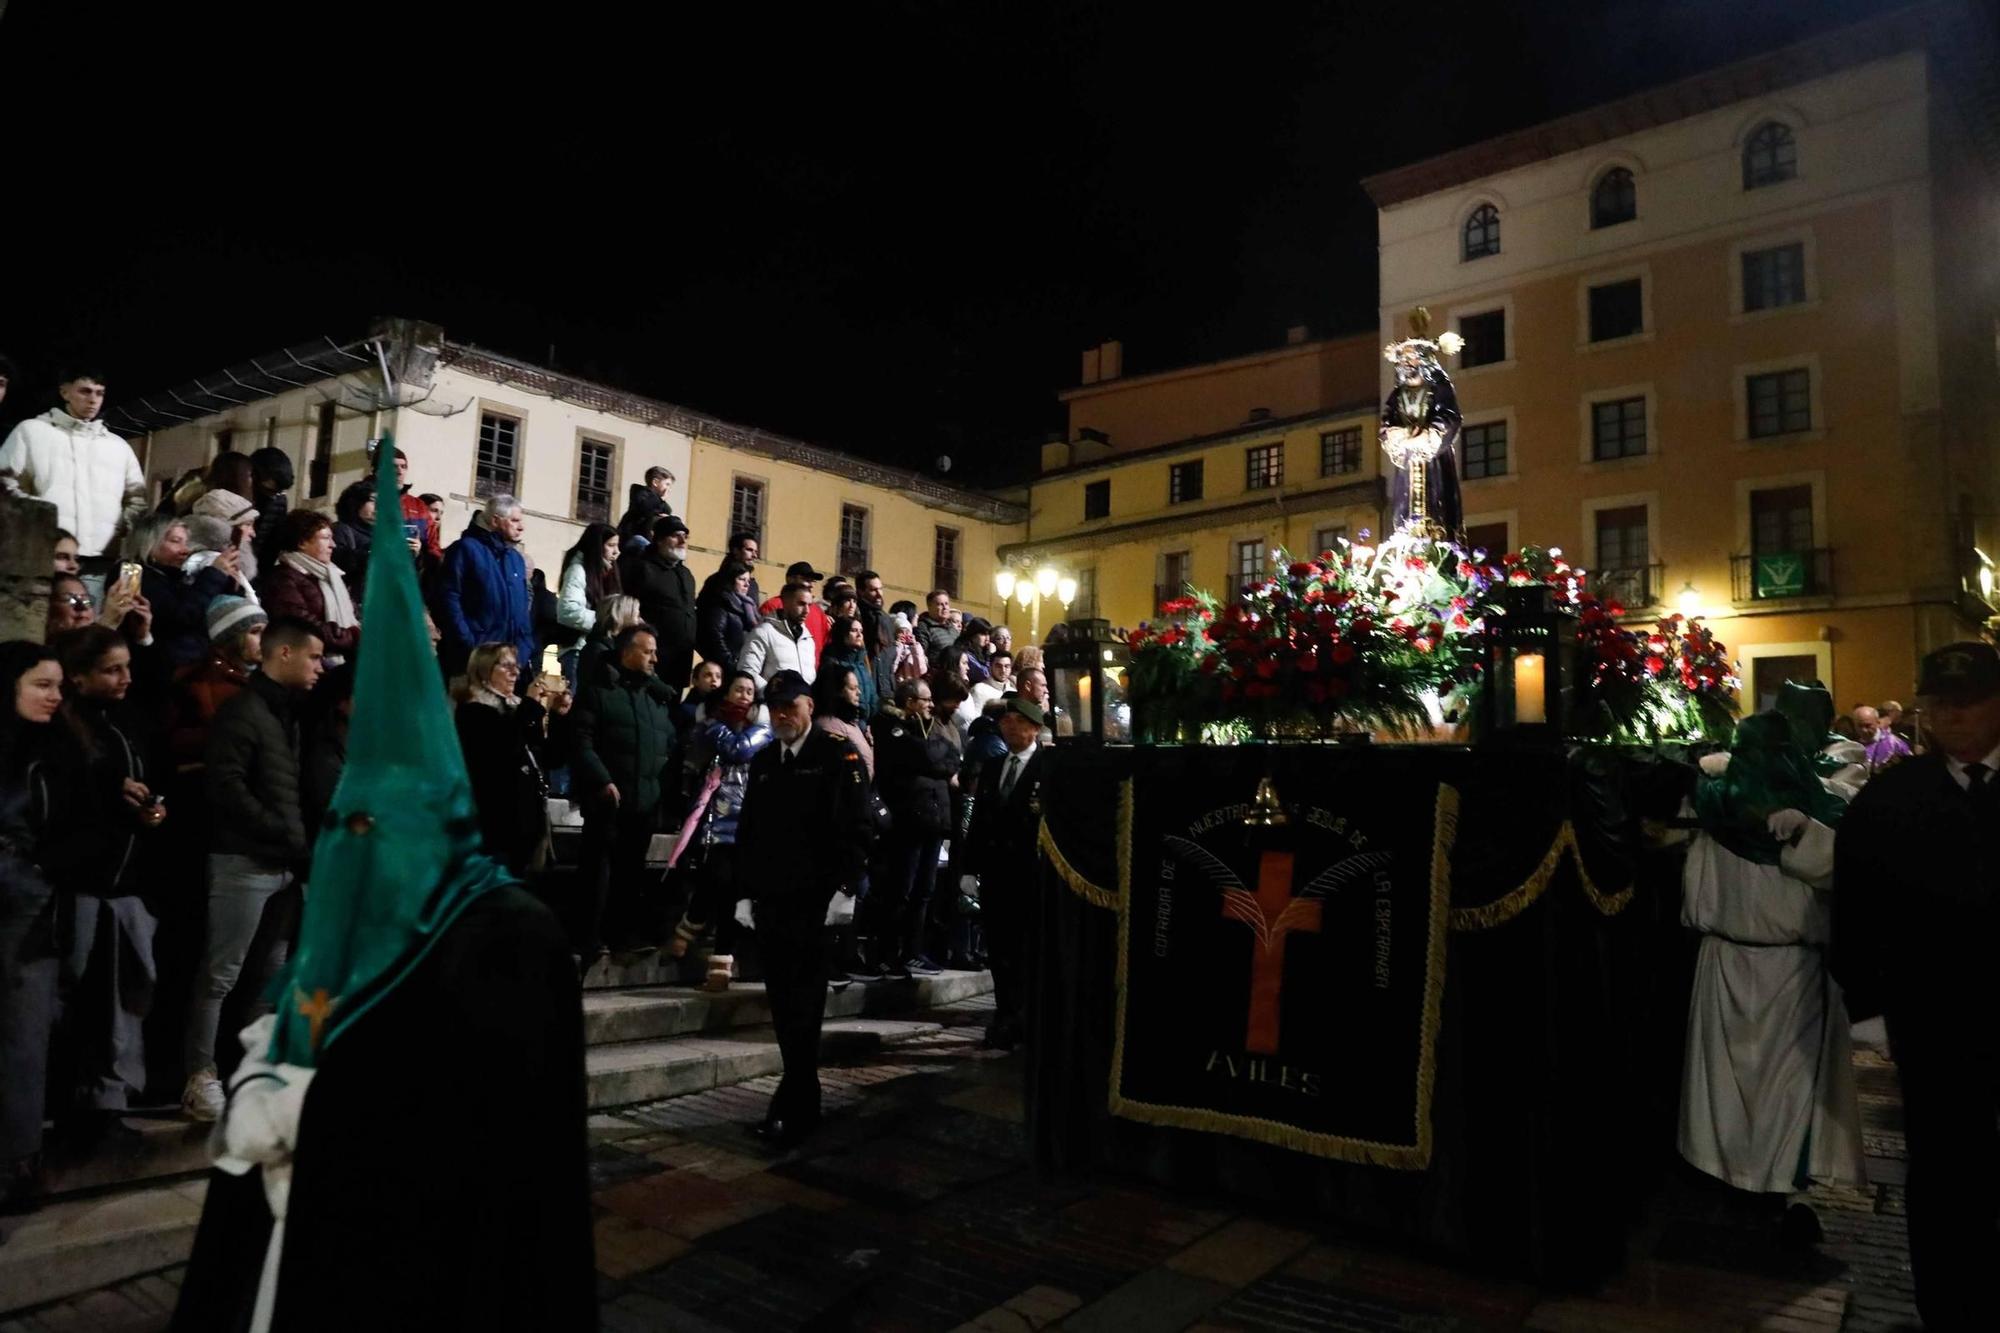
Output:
[{"xmin": 265, "ymin": 436, "xmax": 514, "ymax": 1066}]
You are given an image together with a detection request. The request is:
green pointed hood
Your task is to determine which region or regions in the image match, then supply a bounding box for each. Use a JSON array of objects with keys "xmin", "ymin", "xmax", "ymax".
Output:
[{"xmin": 267, "ymin": 436, "xmax": 513, "ymax": 1066}]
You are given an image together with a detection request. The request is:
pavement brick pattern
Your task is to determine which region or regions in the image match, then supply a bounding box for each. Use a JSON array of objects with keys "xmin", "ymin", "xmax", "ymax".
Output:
[{"xmin": 7, "ymin": 1003, "xmax": 1922, "ymax": 1332}]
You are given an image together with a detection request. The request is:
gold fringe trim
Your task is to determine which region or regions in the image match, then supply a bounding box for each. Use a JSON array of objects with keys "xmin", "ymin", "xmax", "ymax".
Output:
[
  {"xmin": 1447, "ymin": 821, "xmax": 1635, "ymax": 932},
  {"xmin": 1104, "ymin": 781, "xmax": 1457, "ymax": 1170},
  {"xmin": 1048, "ymin": 800, "xmax": 1128, "ymax": 904}
]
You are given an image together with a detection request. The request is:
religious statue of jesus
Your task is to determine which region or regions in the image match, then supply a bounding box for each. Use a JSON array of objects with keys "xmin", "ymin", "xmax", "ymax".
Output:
[{"xmin": 1380, "ymin": 309, "xmax": 1464, "ymax": 542}]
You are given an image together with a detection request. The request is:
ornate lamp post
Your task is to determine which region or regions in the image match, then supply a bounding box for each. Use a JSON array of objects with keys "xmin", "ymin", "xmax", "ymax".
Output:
[{"xmin": 995, "ymin": 561, "xmax": 1072, "ymax": 642}]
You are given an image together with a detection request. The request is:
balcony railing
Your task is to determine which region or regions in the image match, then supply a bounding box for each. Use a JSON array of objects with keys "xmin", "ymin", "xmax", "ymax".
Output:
[
  {"xmin": 1591, "ymin": 562, "xmax": 1664, "ymax": 611},
  {"xmin": 1731, "ymin": 548, "xmax": 1834, "ymax": 602}
]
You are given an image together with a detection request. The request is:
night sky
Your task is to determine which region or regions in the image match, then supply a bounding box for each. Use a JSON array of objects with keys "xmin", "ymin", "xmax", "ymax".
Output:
[{"xmin": 0, "ymin": 0, "xmax": 1911, "ymax": 484}]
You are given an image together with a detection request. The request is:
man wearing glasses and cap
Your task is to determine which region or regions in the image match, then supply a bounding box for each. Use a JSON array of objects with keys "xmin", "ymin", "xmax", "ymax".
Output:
[{"xmin": 1835, "ymin": 641, "xmax": 2000, "ymax": 1329}]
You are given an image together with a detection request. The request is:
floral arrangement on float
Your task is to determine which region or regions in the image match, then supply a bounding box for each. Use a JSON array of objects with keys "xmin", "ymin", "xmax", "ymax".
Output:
[{"xmin": 1124, "ymin": 536, "xmax": 1738, "ymax": 746}]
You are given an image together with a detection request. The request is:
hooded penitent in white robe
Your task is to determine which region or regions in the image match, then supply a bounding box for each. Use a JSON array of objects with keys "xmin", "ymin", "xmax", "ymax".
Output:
[{"xmin": 1677, "ymin": 748, "xmax": 1868, "ymax": 1193}]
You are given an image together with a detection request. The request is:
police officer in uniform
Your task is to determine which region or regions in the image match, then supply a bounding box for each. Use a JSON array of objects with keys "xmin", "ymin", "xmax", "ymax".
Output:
[
  {"xmin": 1834, "ymin": 641, "xmax": 2000, "ymax": 1329},
  {"xmin": 963, "ymin": 696, "xmax": 1051, "ymax": 1051},
  {"xmin": 734, "ymin": 669, "xmax": 870, "ymax": 1146}
]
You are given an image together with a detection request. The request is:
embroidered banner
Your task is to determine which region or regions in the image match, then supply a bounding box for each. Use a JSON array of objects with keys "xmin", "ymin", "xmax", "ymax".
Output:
[{"xmin": 1110, "ymin": 771, "xmax": 1456, "ymax": 1168}]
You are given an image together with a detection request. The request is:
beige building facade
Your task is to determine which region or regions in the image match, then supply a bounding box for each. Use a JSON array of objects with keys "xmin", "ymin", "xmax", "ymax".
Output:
[{"xmin": 123, "ymin": 321, "xmax": 1023, "ymax": 625}]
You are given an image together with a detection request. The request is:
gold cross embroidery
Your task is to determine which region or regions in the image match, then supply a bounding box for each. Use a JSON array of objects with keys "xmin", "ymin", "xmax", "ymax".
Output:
[{"xmin": 296, "ymin": 987, "xmax": 336, "ymax": 1050}]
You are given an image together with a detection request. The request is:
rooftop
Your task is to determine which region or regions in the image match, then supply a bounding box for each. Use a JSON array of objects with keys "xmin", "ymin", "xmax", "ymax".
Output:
[
  {"xmin": 1361, "ymin": 2, "xmax": 1994, "ymax": 208},
  {"xmin": 112, "ymin": 319, "xmax": 1025, "ymax": 525}
]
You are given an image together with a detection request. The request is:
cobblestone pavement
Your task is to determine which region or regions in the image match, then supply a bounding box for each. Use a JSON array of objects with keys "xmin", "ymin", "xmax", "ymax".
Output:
[{"xmin": 9, "ymin": 997, "xmax": 1920, "ymax": 1332}]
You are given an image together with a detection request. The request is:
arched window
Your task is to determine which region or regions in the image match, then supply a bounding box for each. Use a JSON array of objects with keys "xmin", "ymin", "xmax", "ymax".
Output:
[
  {"xmin": 1742, "ymin": 122, "xmax": 1797, "ymax": 190},
  {"xmin": 1591, "ymin": 168, "xmax": 1636, "ymax": 228},
  {"xmin": 1462, "ymin": 203, "xmax": 1500, "ymax": 260}
]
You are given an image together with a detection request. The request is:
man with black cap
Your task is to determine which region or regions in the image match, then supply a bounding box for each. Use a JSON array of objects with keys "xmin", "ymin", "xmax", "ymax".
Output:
[
  {"xmin": 732, "ymin": 670, "xmax": 871, "ymax": 1145},
  {"xmin": 761, "ymin": 559, "xmax": 831, "ymax": 657},
  {"xmin": 1835, "ymin": 640, "xmax": 2000, "ymax": 1329},
  {"xmin": 962, "ymin": 695, "xmax": 1051, "ymax": 1050},
  {"xmin": 619, "ymin": 513, "xmax": 697, "ymax": 688}
]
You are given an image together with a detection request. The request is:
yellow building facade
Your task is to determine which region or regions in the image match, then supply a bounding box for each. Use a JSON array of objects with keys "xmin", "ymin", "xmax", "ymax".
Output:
[
  {"xmin": 123, "ymin": 320, "xmax": 1023, "ymax": 636},
  {"xmin": 1364, "ymin": 12, "xmax": 2000, "ymax": 714},
  {"xmin": 999, "ymin": 332, "xmax": 1388, "ymax": 634},
  {"xmin": 1004, "ymin": 10, "xmax": 1999, "ymax": 717}
]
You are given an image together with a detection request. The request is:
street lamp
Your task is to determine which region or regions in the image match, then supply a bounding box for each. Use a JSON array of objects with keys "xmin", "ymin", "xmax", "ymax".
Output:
[
  {"xmin": 995, "ymin": 559, "xmax": 1072, "ymax": 642},
  {"xmin": 1677, "ymin": 580, "xmax": 1702, "ymax": 619}
]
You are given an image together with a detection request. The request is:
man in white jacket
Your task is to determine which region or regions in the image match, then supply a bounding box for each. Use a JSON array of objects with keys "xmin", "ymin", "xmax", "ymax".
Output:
[
  {"xmin": 738, "ymin": 580, "xmax": 817, "ymax": 686},
  {"xmin": 0, "ymin": 370, "xmax": 148, "ymax": 581}
]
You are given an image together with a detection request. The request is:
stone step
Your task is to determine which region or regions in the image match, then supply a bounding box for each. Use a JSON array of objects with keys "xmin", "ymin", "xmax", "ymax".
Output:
[
  {"xmin": 36, "ymin": 1114, "xmax": 212, "ymax": 1202},
  {"xmin": 581, "ymin": 968, "xmax": 992, "ymax": 1043},
  {"xmin": 0, "ymin": 978, "xmax": 993, "ymax": 1317},
  {"xmin": 584, "ymin": 1016, "xmax": 943, "ymax": 1111},
  {"xmin": 0, "ymin": 1178, "xmax": 207, "ymax": 1316}
]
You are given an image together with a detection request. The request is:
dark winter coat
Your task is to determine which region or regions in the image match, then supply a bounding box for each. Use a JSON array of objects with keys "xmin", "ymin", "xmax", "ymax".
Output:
[
  {"xmin": 872, "ymin": 704, "xmax": 957, "ymax": 837},
  {"xmin": 330, "ymin": 520, "xmax": 372, "ymax": 609},
  {"xmin": 571, "ymin": 660, "xmax": 682, "ymax": 820},
  {"xmin": 205, "ymin": 671, "xmax": 308, "ymax": 867},
  {"xmin": 454, "ymin": 695, "xmax": 551, "ymax": 875},
  {"xmin": 58, "ymin": 698, "xmax": 155, "ymax": 896},
  {"xmin": 615, "ymin": 483, "xmax": 674, "ymax": 543},
  {"xmin": 142, "ymin": 561, "xmax": 238, "ymax": 670},
  {"xmin": 695, "ymin": 571, "xmax": 760, "ymax": 673},
  {"xmin": 260, "ymin": 562, "xmax": 361, "ymax": 659},
  {"xmin": 437, "ymin": 523, "xmax": 534, "ymax": 678},
  {"xmin": 618, "ymin": 547, "xmax": 697, "ymax": 688}
]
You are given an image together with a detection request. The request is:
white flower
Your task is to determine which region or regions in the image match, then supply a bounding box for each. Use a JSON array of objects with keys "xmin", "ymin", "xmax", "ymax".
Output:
[{"xmin": 1436, "ymin": 331, "xmax": 1465, "ymax": 356}]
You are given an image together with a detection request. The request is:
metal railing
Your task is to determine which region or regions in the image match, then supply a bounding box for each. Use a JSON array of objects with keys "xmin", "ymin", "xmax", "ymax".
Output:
[{"xmin": 1591, "ymin": 563, "xmax": 1664, "ymax": 610}]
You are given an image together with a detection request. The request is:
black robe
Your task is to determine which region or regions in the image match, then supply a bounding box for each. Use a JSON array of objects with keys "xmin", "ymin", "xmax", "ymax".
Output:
[
  {"xmin": 170, "ymin": 885, "xmax": 594, "ymax": 1333},
  {"xmin": 1380, "ymin": 365, "xmax": 1463, "ymax": 537}
]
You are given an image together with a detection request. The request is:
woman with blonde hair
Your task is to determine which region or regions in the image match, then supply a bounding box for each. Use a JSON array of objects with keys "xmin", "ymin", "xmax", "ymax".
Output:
[
  {"xmin": 574, "ymin": 593, "xmax": 643, "ymax": 703},
  {"xmin": 453, "ymin": 642, "xmax": 565, "ymax": 875}
]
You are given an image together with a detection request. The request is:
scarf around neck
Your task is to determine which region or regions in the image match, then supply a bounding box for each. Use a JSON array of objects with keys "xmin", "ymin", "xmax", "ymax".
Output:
[{"xmin": 280, "ymin": 549, "xmax": 359, "ymax": 630}]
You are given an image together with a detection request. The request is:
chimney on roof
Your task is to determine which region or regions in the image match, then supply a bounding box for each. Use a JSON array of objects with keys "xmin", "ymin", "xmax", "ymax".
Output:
[
  {"xmin": 1286, "ymin": 324, "xmax": 1310, "ymax": 345},
  {"xmin": 1080, "ymin": 339, "xmax": 1123, "ymax": 385}
]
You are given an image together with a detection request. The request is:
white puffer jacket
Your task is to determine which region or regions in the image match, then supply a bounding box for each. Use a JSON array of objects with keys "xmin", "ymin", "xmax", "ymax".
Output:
[
  {"xmin": 737, "ymin": 614, "xmax": 817, "ymax": 685},
  {"xmin": 0, "ymin": 409, "xmax": 148, "ymax": 558}
]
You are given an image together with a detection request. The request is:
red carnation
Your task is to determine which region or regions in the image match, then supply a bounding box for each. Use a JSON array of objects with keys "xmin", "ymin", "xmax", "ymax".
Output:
[
  {"xmin": 1255, "ymin": 658, "xmax": 1280, "ymax": 680},
  {"xmin": 1288, "ymin": 561, "xmax": 1315, "ymax": 579},
  {"xmin": 1351, "ymin": 617, "xmax": 1373, "ymax": 636},
  {"xmin": 1331, "ymin": 643, "xmax": 1356, "ymax": 665},
  {"xmin": 1297, "ymin": 651, "xmax": 1319, "ymax": 673},
  {"xmin": 1644, "ymin": 654, "xmax": 1665, "ymax": 674}
]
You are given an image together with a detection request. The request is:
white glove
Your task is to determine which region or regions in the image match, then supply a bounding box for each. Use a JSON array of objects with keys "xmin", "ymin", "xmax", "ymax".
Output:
[
  {"xmin": 824, "ymin": 890, "xmax": 855, "ymax": 927},
  {"xmin": 733, "ymin": 898, "xmax": 756, "ymax": 931},
  {"xmin": 1766, "ymin": 808, "xmax": 1809, "ymax": 841},
  {"xmin": 1698, "ymin": 752, "xmax": 1731, "ymax": 777},
  {"xmin": 958, "ymin": 874, "xmax": 979, "ymax": 896}
]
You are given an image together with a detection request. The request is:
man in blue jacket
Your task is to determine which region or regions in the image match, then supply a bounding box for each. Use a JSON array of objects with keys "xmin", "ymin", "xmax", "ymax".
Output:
[{"xmin": 436, "ymin": 495, "xmax": 535, "ymax": 680}]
